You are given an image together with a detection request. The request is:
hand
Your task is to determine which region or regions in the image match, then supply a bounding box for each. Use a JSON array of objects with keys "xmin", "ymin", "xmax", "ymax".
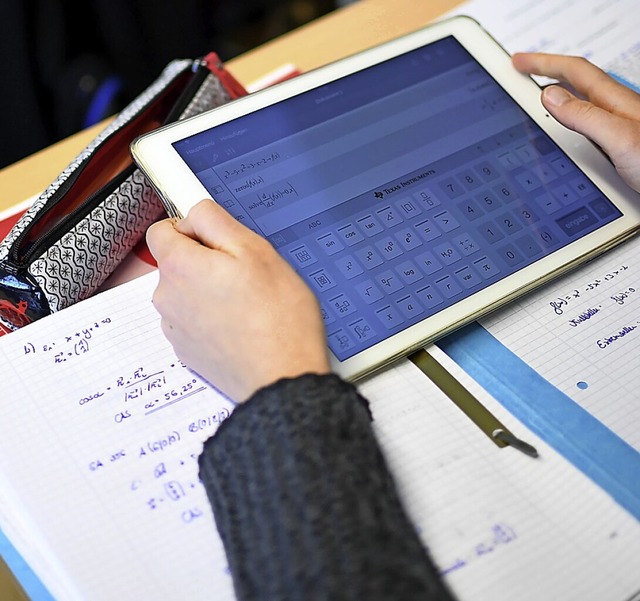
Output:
[
  {"xmin": 512, "ymin": 52, "xmax": 640, "ymax": 193},
  {"xmin": 146, "ymin": 199, "xmax": 330, "ymax": 402}
]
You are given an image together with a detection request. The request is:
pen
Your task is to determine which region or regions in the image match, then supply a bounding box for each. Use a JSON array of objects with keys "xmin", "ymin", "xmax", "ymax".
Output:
[{"xmin": 408, "ymin": 348, "xmax": 538, "ymax": 458}]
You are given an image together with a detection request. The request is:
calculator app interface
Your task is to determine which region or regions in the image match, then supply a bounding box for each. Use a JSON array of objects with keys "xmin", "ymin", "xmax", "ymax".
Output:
[{"xmin": 173, "ymin": 36, "xmax": 621, "ymax": 361}]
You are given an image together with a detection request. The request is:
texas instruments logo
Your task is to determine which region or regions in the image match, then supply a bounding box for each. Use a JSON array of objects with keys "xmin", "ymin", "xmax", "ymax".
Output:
[{"xmin": 374, "ymin": 191, "xmax": 384, "ymax": 199}]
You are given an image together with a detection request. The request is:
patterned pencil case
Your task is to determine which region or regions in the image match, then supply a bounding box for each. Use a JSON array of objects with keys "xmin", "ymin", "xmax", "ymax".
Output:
[{"xmin": 0, "ymin": 52, "xmax": 246, "ymax": 332}]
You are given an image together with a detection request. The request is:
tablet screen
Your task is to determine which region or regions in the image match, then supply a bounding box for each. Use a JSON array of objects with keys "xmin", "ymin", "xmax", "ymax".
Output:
[{"xmin": 172, "ymin": 36, "xmax": 621, "ymax": 361}]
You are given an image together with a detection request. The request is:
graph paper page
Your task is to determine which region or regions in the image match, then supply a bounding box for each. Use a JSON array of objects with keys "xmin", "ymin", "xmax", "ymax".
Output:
[
  {"xmin": 361, "ymin": 350, "xmax": 640, "ymax": 601},
  {"xmin": 0, "ymin": 272, "xmax": 236, "ymax": 601},
  {"xmin": 481, "ymin": 236, "xmax": 640, "ymax": 451},
  {"xmin": 1, "ymin": 272, "xmax": 639, "ymax": 601}
]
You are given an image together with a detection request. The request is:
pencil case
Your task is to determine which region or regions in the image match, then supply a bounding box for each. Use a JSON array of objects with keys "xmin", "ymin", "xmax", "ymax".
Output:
[{"xmin": 0, "ymin": 52, "xmax": 246, "ymax": 332}]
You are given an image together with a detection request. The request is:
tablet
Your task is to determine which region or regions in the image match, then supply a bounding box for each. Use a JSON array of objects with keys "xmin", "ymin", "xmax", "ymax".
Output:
[{"xmin": 131, "ymin": 15, "xmax": 640, "ymax": 381}]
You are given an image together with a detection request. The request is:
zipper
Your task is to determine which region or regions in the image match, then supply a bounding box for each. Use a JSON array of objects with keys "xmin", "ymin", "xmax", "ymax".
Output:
[
  {"xmin": 8, "ymin": 57, "xmax": 214, "ymax": 267},
  {"xmin": 201, "ymin": 51, "xmax": 247, "ymax": 100}
]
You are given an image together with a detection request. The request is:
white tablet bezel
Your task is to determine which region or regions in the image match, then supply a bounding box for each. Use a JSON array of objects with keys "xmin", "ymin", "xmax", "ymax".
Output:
[{"xmin": 131, "ymin": 15, "xmax": 640, "ymax": 381}]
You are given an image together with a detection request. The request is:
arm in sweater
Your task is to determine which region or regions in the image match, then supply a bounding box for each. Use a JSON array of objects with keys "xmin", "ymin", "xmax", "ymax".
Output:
[{"xmin": 198, "ymin": 373, "xmax": 457, "ymax": 601}]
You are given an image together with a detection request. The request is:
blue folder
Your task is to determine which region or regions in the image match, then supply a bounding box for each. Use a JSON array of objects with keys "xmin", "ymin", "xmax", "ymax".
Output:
[{"xmin": 438, "ymin": 323, "xmax": 640, "ymax": 520}]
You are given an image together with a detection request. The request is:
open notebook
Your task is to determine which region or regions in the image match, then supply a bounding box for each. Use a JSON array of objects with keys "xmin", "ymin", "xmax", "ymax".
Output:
[{"xmin": 0, "ymin": 271, "xmax": 638, "ymax": 600}]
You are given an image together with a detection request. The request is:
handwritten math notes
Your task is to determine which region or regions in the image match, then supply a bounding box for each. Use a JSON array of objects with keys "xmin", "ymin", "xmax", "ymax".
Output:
[
  {"xmin": 0, "ymin": 272, "xmax": 236, "ymax": 601},
  {"xmin": 482, "ymin": 237, "xmax": 640, "ymax": 451},
  {"xmin": 1, "ymin": 268, "xmax": 639, "ymax": 600}
]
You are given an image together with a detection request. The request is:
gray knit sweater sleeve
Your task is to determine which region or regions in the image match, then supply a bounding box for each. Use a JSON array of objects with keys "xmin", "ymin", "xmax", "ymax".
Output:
[{"xmin": 198, "ymin": 373, "xmax": 456, "ymax": 601}]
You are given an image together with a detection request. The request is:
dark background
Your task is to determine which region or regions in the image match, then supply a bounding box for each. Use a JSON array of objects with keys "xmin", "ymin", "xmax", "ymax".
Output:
[{"xmin": 0, "ymin": 0, "xmax": 348, "ymax": 170}]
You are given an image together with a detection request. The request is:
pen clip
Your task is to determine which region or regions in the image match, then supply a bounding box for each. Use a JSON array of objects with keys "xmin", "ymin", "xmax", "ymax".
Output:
[
  {"xmin": 408, "ymin": 348, "xmax": 538, "ymax": 458},
  {"xmin": 492, "ymin": 429, "xmax": 538, "ymax": 458}
]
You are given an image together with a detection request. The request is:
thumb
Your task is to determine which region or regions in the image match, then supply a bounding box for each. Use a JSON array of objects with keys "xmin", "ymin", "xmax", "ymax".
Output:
[
  {"xmin": 541, "ymin": 85, "xmax": 634, "ymax": 161},
  {"xmin": 175, "ymin": 198, "xmax": 262, "ymax": 254}
]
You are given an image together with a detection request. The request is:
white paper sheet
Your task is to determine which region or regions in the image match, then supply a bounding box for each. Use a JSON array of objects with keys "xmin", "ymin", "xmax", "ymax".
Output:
[
  {"xmin": 444, "ymin": 0, "xmax": 640, "ymax": 91},
  {"xmin": 1, "ymin": 272, "xmax": 638, "ymax": 600}
]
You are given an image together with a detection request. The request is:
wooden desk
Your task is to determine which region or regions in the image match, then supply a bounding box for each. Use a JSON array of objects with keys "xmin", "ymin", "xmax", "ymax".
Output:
[
  {"xmin": 0, "ymin": 0, "xmax": 464, "ymax": 213},
  {"xmin": 0, "ymin": 1, "xmax": 464, "ymax": 598}
]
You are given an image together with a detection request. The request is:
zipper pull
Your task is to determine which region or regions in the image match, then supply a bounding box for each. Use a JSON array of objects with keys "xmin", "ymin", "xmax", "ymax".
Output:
[{"xmin": 199, "ymin": 51, "xmax": 248, "ymax": 100}]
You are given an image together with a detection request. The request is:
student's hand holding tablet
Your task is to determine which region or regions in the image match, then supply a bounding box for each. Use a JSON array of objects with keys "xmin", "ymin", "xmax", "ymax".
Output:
[
  {"xmin": 146, "ymin": 198, "xmax": 330, "ymax": 402},
  {"xmin": 512, "ymin": 52, "xmax": 640, "ymax": 194},
  {"xmin": 136, "ymin": 16, "xmax": 640, "ymax": 382}
]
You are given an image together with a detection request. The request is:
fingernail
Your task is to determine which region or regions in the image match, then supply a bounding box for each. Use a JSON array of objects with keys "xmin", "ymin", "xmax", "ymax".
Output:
[{"xmin": 543, "ymin": 85, "xmax": 571, "ymax": 107}]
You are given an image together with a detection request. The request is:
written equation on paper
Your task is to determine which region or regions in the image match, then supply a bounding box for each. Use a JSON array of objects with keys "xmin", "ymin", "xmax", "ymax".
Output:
[
  {"xmin": 439, "ymin": 523, "xmax": 518, "ymax": 577},
  {"xmin": 542, "ymin": 263, "xmax": 640, "ymax": 350},
  {"xmin": 548, "ymin": 264, "xmax": 630, "ymax": 317},
  {"xmin": 22, "ymin": 316, "xmax": 113, "ymax": 363},
  {"xmin": 77, "ymin": 359, "xmax": 223, "ymax": 426},
  {"xmin": 73, "ymin": 348, "xmax": 233, "ymax": 532},
  {"xmin": 116, "ymin": 365, "xmax": 205, "ymax": 415},
  {"xmin": 16, "ymin": 307, "xmax": 230, "ymax": 425},
  {"xmin": 87, "ymin": 404, "xmax": 230, "ymax": 526}
]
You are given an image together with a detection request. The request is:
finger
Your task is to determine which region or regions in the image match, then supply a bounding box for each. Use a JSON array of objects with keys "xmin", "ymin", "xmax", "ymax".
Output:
[
  {"xmin": 540, "ymin": 84, "xmax": 640, "ymax": 166},
  {"xmin": 512, "ymin": 53, "xmax": 640, "ymax": 120},
  {"xmin": 146, "ymin": 218, "xmax": 181, "ymax": 263},
  {"xmin": 175, "ymin": 198, "xmax": 263, "ymax": 255},
  {"xmin": 147, "ymin": 219, "xmax": 213, "ymax": 274}
]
